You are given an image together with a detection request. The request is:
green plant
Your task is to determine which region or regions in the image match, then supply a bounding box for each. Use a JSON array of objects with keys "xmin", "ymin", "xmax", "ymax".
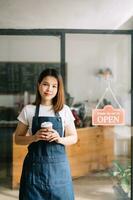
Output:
[{"xmin": 109, "ymin": 160, "xmax": 131, "ymax": 199}]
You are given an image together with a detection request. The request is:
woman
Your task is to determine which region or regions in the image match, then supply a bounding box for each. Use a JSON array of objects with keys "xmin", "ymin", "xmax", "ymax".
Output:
[{"xmin": 14, "ymin": 68, "xmax": 78, "ymax": 200}]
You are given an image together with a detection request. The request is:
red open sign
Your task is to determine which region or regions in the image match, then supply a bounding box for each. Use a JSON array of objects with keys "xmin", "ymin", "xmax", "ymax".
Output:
[{"xmin": 92, "ymin": 105, "xmax": 125, "ymax": 126}]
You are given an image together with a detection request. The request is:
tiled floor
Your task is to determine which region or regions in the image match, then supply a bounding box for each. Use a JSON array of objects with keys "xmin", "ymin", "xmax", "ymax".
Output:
[
  {"xmin": 0, "ymin": 171, "xmax": 116, "ymax": 200},
  {"xmin": 0, "ymin": 156, "xmax": 130, "ymax": 200},
  {"xmin": 74, "ymin": 172, "xmax": 116, "ymax": 200}
]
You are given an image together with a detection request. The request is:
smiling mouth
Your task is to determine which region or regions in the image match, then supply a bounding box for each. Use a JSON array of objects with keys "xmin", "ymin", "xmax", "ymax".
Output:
[{"xmin": 44, "ymin": 93, "xmax": 52, "ymax": 96}]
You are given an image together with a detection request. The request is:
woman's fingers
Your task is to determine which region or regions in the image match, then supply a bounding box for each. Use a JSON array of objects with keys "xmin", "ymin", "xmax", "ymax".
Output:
[
  {"xmin": 34, "ymin": 129, "xmax": 60, "ymax": 142},
  {"xmin": 34, "ymin": 130, "xmax": 48, "ymax": 141},
  {"xmin": 48, "ymin": 131, "xmax": 60, "ymax": 142},
  {"xmin": 49, "ymin": 137, "xmax": 58, "ymax": 142}
]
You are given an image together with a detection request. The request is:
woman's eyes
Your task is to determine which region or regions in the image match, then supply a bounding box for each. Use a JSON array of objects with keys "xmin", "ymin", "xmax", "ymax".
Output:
[
  {"xmin": 43, "ymin": 83, "xmax": 48, "ymax": 86},
  {"xmin": 53, "ymin": 85, "xmax": 57, "ymax": 88},
  {"xmin": 42, "ymin": 83, "xmax": 57, "ymax": 88}
]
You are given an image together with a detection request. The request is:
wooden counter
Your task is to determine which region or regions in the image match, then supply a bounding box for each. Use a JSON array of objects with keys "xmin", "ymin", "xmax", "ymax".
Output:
[
  {"xmin": 66, "ymin": 126, "xmax": 114, "ymax": 178},
  {"xmin": 12, "ymin": 126, "xmax": 114, "ymax": 188}
]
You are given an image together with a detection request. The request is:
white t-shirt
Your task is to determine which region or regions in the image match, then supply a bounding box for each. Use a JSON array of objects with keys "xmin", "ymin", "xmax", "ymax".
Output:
[{"xmin": 17, "ymin": 104, "xmax": 75, "ymax": 135}]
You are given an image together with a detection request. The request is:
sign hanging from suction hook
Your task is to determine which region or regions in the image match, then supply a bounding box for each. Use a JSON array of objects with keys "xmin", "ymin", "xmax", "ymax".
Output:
[
  {"xmin": 92, "ymin": 105, "xmax": 125, "ymax": 126},
  {"xmin": 92, "ymin": 80, "xmax": 125, "ymax": 126}
]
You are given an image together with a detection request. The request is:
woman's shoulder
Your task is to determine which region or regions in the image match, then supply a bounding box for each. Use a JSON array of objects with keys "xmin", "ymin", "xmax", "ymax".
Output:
[
  {"xmin": 59, "ymin": 104, "xmax": 72, "ymax": 115},
  {"xmin": 59, "ymin": 104, "xmax": 75, "ymax": 123},
  {"xmin": 62, "ymin": 104, "xmax": 71, "ymax": 111}
]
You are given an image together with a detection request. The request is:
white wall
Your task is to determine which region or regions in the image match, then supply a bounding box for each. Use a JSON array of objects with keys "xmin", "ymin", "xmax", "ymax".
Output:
[
  {"xmin": 0, "ymin": 36, "xmax": 60, "ymax": 62},
  {"xmin": 66, "ymin": 34, "xmax": 131, "ymax": 103},
  {"xmin": 0, "ymin": 34, "xmax": 131, "ymax": 126}
]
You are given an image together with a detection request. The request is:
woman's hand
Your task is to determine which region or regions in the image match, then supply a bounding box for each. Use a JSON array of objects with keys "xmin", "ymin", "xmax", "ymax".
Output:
[
  {"xmin": 34, "ymin": 128, "xmax": 60, "ymax": 143},
  {"xmin": 34, "ymin": 128, "xmax": 49, "ymax": 142},
  {"xmin": 47, "ymin": 129, "xmax": 61, "ymax": 143}
]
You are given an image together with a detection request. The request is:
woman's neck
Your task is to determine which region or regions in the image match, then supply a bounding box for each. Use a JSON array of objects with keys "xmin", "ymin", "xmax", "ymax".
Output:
[{"xmin": 41, "ymin": 100, "xmax": 52, "ymax": 106}]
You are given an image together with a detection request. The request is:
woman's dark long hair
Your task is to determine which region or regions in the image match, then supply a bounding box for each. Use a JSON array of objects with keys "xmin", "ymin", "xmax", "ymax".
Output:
[{"xmin": 34, "ymin": 68, "xmax": 65, "ymax": 113}]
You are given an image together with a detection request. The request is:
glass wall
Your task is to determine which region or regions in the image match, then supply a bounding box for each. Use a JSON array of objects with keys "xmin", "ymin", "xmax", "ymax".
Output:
[{"xmin": 0, "ymin": 35, "xmax": 60, "ymax": 186}]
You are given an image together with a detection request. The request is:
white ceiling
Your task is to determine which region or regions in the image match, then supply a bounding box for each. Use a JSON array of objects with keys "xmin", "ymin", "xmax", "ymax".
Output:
[
  {"xmin": 119, "ymin": 16, "xmax": 133, "ymax": 29},
  {"xmin": 0, "ymin": 0, "xmax": 132, "ymax": 29}
]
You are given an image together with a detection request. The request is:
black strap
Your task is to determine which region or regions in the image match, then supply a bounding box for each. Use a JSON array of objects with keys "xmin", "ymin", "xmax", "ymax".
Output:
[
  {"xmin": 35, "ymin": 104, "xmax": 40, "ymax": 117},
  {"xmin": 33, "ymin": 105, "xmax": 40, "ymax": 128}
]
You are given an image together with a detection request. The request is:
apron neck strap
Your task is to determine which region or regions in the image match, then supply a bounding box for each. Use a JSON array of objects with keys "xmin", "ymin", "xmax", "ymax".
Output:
[{"xmin": 35, "ymin": 104, "xmax": 40, "ymax": 117}]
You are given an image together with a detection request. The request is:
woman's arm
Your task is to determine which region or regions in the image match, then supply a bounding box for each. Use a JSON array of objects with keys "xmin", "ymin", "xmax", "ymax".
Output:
[
  {"xmin": 14, "ymin": 121, "xmax": 52, "ymax": 145},
  {"xmin": 59, "ymin": 123, "xmax": 78, "ymax": 145},
  {"xmin": 14, "ymin": 121, "xmax": 35, "ymax": 145}
]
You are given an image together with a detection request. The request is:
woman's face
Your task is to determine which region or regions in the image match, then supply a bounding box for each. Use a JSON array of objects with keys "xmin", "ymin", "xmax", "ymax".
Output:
[{"xmin": 38, "ymin": 76, "xmax": 58, "ymax": 105}]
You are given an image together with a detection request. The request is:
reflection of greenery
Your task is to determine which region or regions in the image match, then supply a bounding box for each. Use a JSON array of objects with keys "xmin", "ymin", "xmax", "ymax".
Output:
[
  {"xmin": 70, "ymin": 102, "xmax": 93, "ymax": 128},
  {"xmin": 65, "ymin": 92, "xmax": 74, "ymax": 106},
  {"xmin": 109, "ymin": 160, "xmax": 131, "ymax": 198},
  {"xmin": 99, "ymin": 98, "xmax": 111, "ymax": 108},
  {"xmin": 83, "ymin": 116, "xmax": 92, "ymax": 127}
]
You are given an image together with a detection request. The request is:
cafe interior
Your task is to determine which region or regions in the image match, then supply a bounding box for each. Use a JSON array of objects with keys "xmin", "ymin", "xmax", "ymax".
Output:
[{"xmin": 0, "ymin": 1, "xmax": 132, "ymax": 199}]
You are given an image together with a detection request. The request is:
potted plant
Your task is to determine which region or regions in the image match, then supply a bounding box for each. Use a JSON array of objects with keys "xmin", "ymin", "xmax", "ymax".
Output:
[{"xmin": 109, "ymin": 160, "xmax": 131, "ymax": 199}]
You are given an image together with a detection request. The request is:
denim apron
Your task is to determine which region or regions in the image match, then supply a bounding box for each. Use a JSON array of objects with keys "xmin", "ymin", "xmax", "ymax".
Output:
[{"xmin": 19, "ymin": 105, "xmax": 74, "ymax": 200}]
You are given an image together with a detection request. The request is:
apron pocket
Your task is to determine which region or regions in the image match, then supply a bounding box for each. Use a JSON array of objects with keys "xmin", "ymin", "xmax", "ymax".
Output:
[
  {"xmin": 32, "ymin": 160, "xmax": 71, "ymax": 188},
  {"xmin": 49, "ymin": 160, "xmax": 71, "ymax": 186},
  {"xmin": 32, "ymin": 162, "xmax": 49, "ymax": 188}
]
